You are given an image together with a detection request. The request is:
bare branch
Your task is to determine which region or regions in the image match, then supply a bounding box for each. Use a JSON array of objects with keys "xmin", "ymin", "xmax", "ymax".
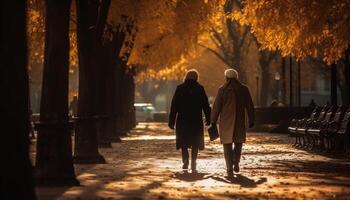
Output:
[
  {"xmin": 226, "ymin": 19, "xmax": 239, "ymax": 43},
  {"xmin": 211, "ymin": 28, "xmax": 226, "ymax": 49},
  {"xmin": 210, "ymin": 35, "xmax": 221, "ymax": 49},
  {"xmin": 198, "ymin": 43, "xmax": 231, "ymax": 67},
  {"xmin": 238, "ymin": 27, "xmax": 250, "ymax": 48}
]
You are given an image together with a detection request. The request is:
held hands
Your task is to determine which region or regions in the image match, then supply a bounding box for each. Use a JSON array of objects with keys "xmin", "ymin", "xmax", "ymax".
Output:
[{"xmin": 205, "ymin": 121, "xmax": 211, "ymax": 126}]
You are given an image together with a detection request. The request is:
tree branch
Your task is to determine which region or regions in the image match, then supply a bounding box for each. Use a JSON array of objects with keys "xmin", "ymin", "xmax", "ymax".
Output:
[
  {"xmin": 211, "ymin": 28, "xmax": 226, "ymax": 49},
  {"xmin": 238, "ymin": 26, "xmax": 249, "ymax": 48},
  {"xmin": 226, "ymin": 19, "xmax": 239, "ymax": 44},
  {"xmin": 95, "ymin": 0, "xmax": 111, "ymax": 42},
  {"xmin": 198, "ymin": 43, "xmax": 231, "ymax": 67}
]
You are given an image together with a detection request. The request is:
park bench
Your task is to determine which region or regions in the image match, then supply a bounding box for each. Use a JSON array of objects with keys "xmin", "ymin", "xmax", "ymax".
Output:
[
  {"xmin": 288, "ymin": 106, "xmax": 320, "ymax": 147},
  {"xmin": 324, "ymin": 108, "xmax": 350, "ymax": 152},
  {"xmin": 316, "ymin": 106, "xmax": 344, "ymax": 151},
  {"xmin": 298, "ymin": 105, "xmax": 331, "ymax": 149},
  {"xmin": 288, "ymin": 105, "xmax": 350, "ymax": 154},
  {"xmin": 307, "ymin": 106, "xmax": 338, "ymax": 150},
  {"xmin": 295, "ymin": 105, "xmax": 329, "ymax": 148}
]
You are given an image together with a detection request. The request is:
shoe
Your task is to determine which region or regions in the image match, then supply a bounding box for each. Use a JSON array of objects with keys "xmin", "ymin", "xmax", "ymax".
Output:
[{"xmin": 233, "ymin": 163, "xmax": 240, "ymax": 173}]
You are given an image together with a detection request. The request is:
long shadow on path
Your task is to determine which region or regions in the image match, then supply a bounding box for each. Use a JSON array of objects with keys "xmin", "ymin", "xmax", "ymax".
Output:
[
  {"xmin": 174, "ymin": 171, "xmax": 210, "ymax": 182},
  {"xmin": 210, "ymin": 174, "xmax": 267, "ymax": 188},
  {"xmin": 174, "ymin": 171, "xmax": 267, "ymax": 188}
]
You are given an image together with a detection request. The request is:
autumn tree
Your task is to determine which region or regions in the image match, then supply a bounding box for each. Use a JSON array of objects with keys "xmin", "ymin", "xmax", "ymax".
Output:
[
  {"xmin": 35, "ymin": 0, "xmax": 78, "ymax": 185},
  {"xmin": 105, "ymin": 0, "xmax": 225, "ymax": 132},
  {"xmin": 74, "ymin": 0, "xmax": 111, "ymax": 163},
  {"xmin": 1, "ymin": 0, "xmax": 36, "ymax": 199},
  {"xmin": 108, "ymin": 0, "xmax": 224, "ymax": 71},
  {"xmin": 234, "ymin": 0, "xmax": 350, "ymax": 105},
  {"xmin": 27, "ymin": 0, "xmax": 226, "ymax": 165},
  {"xmin": 198, "ymin": 0, "xmax": 280, "ymax": 105},
  {"xmin": 200, "ymin": 0, "xmax": 249, "ymax": 82},
  {"xmin": 338, "ymin": 50, "xmax": 350, "ymax": 106}
]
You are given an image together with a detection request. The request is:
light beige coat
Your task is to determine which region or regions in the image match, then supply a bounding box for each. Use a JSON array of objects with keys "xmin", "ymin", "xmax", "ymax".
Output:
[{"xmin": 211, "ymin": 80, "xmax": 255, "ymax": 144}]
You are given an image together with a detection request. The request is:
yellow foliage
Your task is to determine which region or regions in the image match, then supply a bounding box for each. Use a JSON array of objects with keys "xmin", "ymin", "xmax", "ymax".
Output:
[
  {"xmin": 27, "ymin": 0, "xmax": 78, "ymax": 73},
  {"xmin": 27, "ymin": 0, "xmax": 226, "ymax": 80},
  {"xmin": 27, "ymin": 0, "xmax": 45, "ymax": 70},
  {"xmin": 135, "ymin": 56, "xmax": 189, "ymax": 82},
  {"xmin": 232, "ymin": 0, "xmax": 350, "ymax": 64},
  {"xmin": 108, "ymin": 0, "xmax": 225, "ymax": 79}
]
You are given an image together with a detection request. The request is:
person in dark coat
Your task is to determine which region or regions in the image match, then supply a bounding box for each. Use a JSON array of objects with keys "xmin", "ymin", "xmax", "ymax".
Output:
[{"xmin": 168, "ymin": 69, "xmax": 211, "ymax": 172}]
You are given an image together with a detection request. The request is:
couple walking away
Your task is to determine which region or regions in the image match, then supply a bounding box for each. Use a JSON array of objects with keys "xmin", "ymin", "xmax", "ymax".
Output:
[{"xmin": 168, "ymin": 68, "xmax": 255, "ymax": 178}]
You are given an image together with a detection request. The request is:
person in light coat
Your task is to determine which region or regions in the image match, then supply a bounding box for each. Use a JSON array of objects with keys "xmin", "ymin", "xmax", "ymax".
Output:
[{"xmin": 211, "ymin": 68, "xmax": 255, "ymax": 177}]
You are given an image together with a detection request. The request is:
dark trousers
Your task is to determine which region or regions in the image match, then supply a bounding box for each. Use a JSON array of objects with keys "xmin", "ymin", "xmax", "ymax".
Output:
[
  {"xmin": 181, "ymin": 147, "xmax": 198, "ymax": 165},
  {"xmin": 223, "ymin": 143, "xmax": 242, "ymax": 170}
]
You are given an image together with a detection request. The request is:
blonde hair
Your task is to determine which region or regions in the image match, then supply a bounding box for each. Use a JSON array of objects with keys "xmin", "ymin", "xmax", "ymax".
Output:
[{"xmin": 184, "ymin": 69, "xmax": 199, "ymax": 81}]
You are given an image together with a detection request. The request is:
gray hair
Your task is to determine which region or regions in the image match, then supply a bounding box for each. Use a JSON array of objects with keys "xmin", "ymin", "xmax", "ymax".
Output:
[
  {"xmin": 224, "ymin": 68, "xmax": 238, "ymax": 79},
  {"xmin": 184, "ymin": 69, "xmax": 199, "ymax": 81}
]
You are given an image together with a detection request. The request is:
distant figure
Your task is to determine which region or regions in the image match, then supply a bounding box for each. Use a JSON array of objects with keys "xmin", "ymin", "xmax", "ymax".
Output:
[
  {"xmin": 29, "ymin": 109, "xmax": 35, "ymax": 139},
  {"xmin": 168, "ymin": 69, "xmax": 211, "ymax": 172},
  {"xmin": 69, "ymin": 95, "xmax": 78, "ymax": 117},
  {"xmin": 270, "ymin": 99, "xmax": 278, "ymax": 107},
  {"xmin": 211, "ymin": 68, "xmax": 255, "ymax": 178},
  {"xmin": 309, "ymin": 99, "xmax": 317, "ymax": 109}
]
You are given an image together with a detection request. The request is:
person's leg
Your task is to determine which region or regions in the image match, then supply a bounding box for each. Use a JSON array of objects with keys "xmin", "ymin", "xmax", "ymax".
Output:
[
  {"xmin": 191, "ymin": 146, "xmax": 198, "ymax": 172},
  {"xmin": 181, "ymin": 148, "xmax": 189, "ymax": 169},
  {"xmin": 233, "ymin": 143, "xmax": 243, "ymax": 172},
  {"xmin": 223, "ymin": 143, "xmax": 233, "ymax": 177}
]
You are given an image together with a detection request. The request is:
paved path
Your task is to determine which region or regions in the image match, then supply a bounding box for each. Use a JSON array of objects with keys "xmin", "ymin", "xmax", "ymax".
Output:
[{"xmin": 36, "ymin": 123, "xmax": 350, "ymax": 200}]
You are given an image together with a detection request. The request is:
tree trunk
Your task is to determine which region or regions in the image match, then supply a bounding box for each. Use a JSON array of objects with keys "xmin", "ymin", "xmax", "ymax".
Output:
[
  {"xmin": 110, "ymin": 57, "xmax": 126, "ymax": 140},
  {"xmin": 109, "ymin": 30, "xmax": 128, "ymax": 140},
  {"xmin": 94, "ymin": 0, "xmax": 112, "ymax": 148},
  {"xmin": 74, "ymin": 0, "xmax": 110, "ymax": 163},
  {"xmin": 105, "ymin": 57, "xmax": 118, "ymax": 142},
  {"xmin": 331, "ymin": 63, "xmax": 338, "ymax": 106},
  {"xmin": 260, "ymin": 67, "xmax": 271, "ymax": 106},
  {"xmin": 119, "ymin": 65, "xmax": 129, "ymax": 135},
  {"xmin": 124, "ymin": 73, "xmax": 131, "ymax": 131},
  {"xmin": 130, "ymin": 75, "xmax": 136, "ymax": 128},
  {"xmin": 344, "ymin": 65, "xmax": 350, "ymax": 107},
  {"xmin": 112, "ymin": 64, "xmax": 125, "ymax": 138},
  {"xmin": 93, "ymin": 29, "xmax": 125, "ymax": 143},
  {"xmin": 297, "ymin": 61, "xmax": 301, "ymax": 106},
  {"xmin": 97, "ymin": 24, "xmax": 129, "ymax": 146},
  {"xmin": 0, "ymin": 1, "xmax": 36, "ymax": 198},
  {"xmin": 289, "ymin": 56, "xmax": 294, "ymax": 107},
  {"xmin": 281, "ymin": 57, "xmax": 287, "ymax": 105},
  {"xmin": 35, "ymin": 0, "xmax": 78, "ymax": 185},
  {"xmin": 224, "ymin": 0, "xmax": 246, "ymax": 82},
  {"xmin": 96, "ymin": 47, "xmax": 112, "ymax": 148},
  {"xmin": 109, "ymin": 65, "xmax": 120, "ymax": 142},
  {"xmin": 341, "ymin": 49, "xmax": 350, "ymax": 106},
  {"xmin": 259, "ymin": 51, "xmax": 275, "ymax": 106},
  {"xmin": 232, "ymin": 46, "xmax": 247, "ymax": 83},
  {"xmin": 125, "ymin": 71, "xmax": 136, "ymax": 130}
]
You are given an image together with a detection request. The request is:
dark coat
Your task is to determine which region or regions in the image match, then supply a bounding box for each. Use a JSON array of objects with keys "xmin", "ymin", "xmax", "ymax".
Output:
[{"xmin": 169, "ymin": 80, "xmax": 211, "ymax": 150}]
